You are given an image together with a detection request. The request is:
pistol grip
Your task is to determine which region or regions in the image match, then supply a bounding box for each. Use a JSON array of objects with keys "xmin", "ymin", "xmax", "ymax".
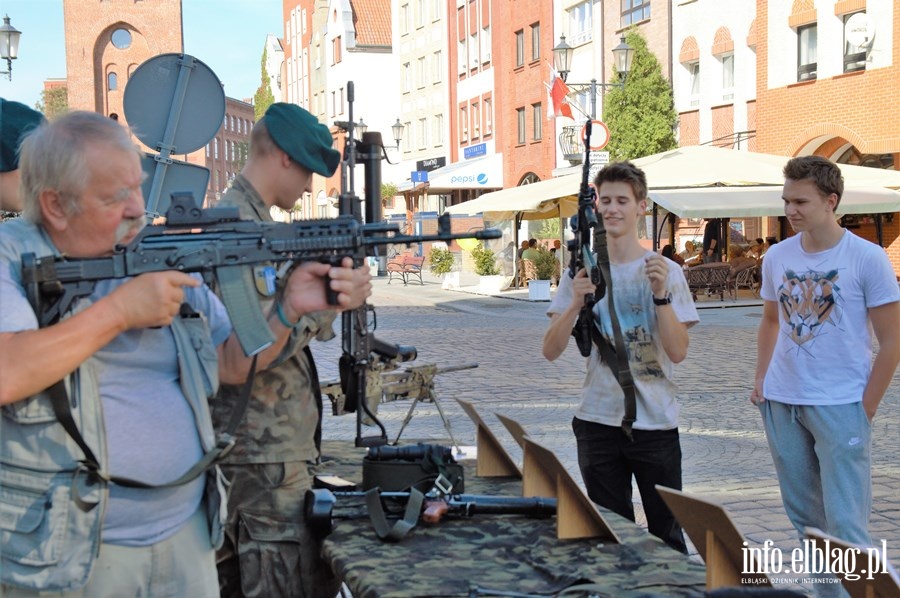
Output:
[
  {"xmin": 325, "ymin": 273, "xmax": 339, "ymax": 306},
  {"xmin": 422, "ymin": 501, "xmax": 448, "ymax": 524}
]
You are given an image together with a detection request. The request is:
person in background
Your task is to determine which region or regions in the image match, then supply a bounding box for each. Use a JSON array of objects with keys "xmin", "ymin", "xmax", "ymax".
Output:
[
  {"xmin": 521, "ymin": 238, "xmax": 541, "ymax": 261},
  {"xmin": 661, "ymin": 244, "xmax": 685, "ymax": 267},
  {"xmin": 680, "ymin": 240, "xmax": 700, "ymax": 266},
  {"xmin": 517, "ymin": 239, "xmax": 530, "ymax": 260},
  {"xmin": 702, "ymin": 219, "xmax": 722, "ymax": 263},
  {"xmin": 747, "ymin": 238, "xmax": 765, "ymax": 260},
  {"xmin": 543, "ymin": 161, "xmax": 698, "ymax": 553},
  {"xmin": 0, "ymin": 98, "xmax": 45, "ymax": 215},
  {"xmin": 751, "ymin": 155, "xmax": 900, "ymax": 596}
]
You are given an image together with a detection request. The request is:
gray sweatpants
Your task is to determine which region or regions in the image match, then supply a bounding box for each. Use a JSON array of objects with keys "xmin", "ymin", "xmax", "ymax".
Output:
[{"xmin": 760, "ymin": 400, "xmax": 872, "ymax": 598}]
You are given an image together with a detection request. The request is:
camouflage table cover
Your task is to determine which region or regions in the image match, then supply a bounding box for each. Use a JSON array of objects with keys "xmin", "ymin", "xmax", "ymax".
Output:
[{"xmin": 318, "ymin": 441, "xmax": 707, "ymax": 598}]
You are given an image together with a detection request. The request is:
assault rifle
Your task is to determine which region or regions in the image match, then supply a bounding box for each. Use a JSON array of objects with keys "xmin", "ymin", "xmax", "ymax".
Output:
[
  {"xmin": 565, "ymin": 121, "xmax": 636, "ymax": 440},
  {"xmin": 21, "ymin": 195, "xmax": 500, "ymax": 444},
  {"xmin": 305, "ymin": 487, "xmax": 557, "ymax": 539},
  {"xmin": 568, "ymin": 120, "xmax": 603, "ymax": 358}
]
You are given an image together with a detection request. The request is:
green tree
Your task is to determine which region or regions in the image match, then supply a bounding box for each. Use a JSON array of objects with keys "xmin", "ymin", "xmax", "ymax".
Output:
[
  {"xmin": 34, "ymin": 86, "xmax": 68, "ymax": 119},
  {"xmin": 535, "ymin": 218, "xmax": 560, "ymax": 240},
  {"xmin": 381, "ymin": 182, "xmax": 398, "ymax": 205},
  {"xmin": 253, "ymin": 47, "xmax": 275, "ymax": 122},
  {"xmin": 602, "ymin": 30, "xmax": 677, "ymax": 161}
]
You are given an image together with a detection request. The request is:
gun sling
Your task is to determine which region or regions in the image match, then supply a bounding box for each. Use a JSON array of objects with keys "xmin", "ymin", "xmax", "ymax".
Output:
[
  {"xmin": 45, "ymin": 329, "xmax": 257, "ymax": 511},
  {"xmin": 587, "ymin": 263, "xmax": 637, "ymax": 441}
]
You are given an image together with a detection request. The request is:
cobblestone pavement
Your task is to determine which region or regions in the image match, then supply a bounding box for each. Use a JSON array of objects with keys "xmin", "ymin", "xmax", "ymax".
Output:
[{"xmin": 318, "ymin": 275, "xmax": 900, "ymax": 596}]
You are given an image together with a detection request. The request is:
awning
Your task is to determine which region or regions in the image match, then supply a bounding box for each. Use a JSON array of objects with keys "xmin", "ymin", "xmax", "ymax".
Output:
[
  {"xmin": 650, "ymin": 186, "xmax": 900, "ymax": 218},
  {"xmin": 444, "ymin": 175, "xmax": 579, "ymax": 220},
  {"xmin": 444, "ymin": 146, "xmax": 900, "ymax": 220},
  {"xmin": 426, "ymin": 153, "xmax": 504, "ymax": 193}
]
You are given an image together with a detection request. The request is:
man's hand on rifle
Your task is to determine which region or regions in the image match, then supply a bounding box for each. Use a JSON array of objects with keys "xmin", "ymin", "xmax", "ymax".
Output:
[
  {"xmin": 281, "ymin": 257, "xmax": 372, "ymax": 322},
  {"xmin": 568, "ymin": 267, "xmax": 598, "ymax": 311},
  {"xmin": 106, "ymin": 271, "xmax": 201, "ymax": 331}
]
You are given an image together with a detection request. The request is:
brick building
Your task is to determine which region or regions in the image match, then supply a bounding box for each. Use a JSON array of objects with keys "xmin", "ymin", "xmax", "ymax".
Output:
[{"xmin": 204, "ymin": 98, "xmax": 255, "ymax": 206}]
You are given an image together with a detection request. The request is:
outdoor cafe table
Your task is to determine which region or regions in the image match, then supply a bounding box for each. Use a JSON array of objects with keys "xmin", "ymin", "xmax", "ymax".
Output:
[{"xmin": 318, "ymin": 441, "xmax": 707, "ymax": 597}]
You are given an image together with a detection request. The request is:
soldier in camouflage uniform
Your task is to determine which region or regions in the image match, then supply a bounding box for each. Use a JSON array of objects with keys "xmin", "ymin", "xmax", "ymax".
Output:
[
  {"xmin": 0, "ymin": 98, "xmax": 45, "ymax": 218},
  {"xmin": 212, "ymin": 103, "xmax": 370, "ymax": 597}
]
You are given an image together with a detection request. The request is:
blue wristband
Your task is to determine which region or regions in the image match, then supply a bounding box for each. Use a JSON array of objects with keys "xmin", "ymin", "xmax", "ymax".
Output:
[{"xmin": 275, "ymin": 301, "xmax": 301, "ymax": 329}]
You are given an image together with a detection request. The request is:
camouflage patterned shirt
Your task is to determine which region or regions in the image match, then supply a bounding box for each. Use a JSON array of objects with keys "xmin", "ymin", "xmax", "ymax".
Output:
[{"xmin": 211, "ymin": 175, "xmax": 337, "ymax": 463}]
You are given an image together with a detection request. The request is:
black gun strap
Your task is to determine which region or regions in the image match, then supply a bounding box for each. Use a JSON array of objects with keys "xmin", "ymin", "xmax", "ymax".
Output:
[
  {"xmin": 304, "ymin": 345, "xmax": 325, "ymax": 461},
  {"xmin": 45, "ymin": 355, "xmax": 257, "ymax": 503},
  {"xmin": 592, "ymin": 263, "xmax": 637, "ymax": 441},
  {"xmin": 365, "ymin": 487, "xmax": 425, "ymax": 542}
]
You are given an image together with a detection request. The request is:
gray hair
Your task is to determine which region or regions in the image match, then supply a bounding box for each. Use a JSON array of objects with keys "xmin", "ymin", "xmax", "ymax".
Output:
[{"xmin": 20, "ymin": 111, "xmax": 140, "ymax": 224}]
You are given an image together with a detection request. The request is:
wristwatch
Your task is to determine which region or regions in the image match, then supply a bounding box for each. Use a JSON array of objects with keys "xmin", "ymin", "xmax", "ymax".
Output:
[{"xmin": 653, "ymin": 293, "xmax": 672, "ymax": 306}]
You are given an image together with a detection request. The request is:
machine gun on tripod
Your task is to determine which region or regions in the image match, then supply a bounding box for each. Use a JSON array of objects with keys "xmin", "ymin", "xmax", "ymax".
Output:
[{"xmin": 381, "ymin": 362, "xmax": 479, "ymax": 451}]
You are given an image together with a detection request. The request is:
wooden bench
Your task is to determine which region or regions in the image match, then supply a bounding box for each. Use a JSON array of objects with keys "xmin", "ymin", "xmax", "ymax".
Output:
[{"xmin": 386, "ymin": 255, "xmax": 425, "ymax": 285}]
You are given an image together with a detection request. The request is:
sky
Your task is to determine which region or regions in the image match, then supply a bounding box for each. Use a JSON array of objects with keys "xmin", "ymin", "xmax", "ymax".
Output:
[{"xmin": 0, "ymin": 0, "xmax": 284, "ymax": 109}]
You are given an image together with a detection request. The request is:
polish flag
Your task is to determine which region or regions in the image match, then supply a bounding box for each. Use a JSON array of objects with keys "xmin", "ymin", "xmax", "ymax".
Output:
[{"xmin": 546, "ymin": 67, "xmax": 573, "ymax": 119}]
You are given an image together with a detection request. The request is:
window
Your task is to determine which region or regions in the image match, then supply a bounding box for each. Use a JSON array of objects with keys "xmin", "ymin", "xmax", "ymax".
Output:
[
  {"xmin": 333, "ymin": 36, "xmax": 342, "ymax": 64},
  {"xmin": 458, "ymin": 39, "xmax": 467, "ymax": 74},
  {"xmin": 470, "ymin": 33, "xmax": 479, "ymax": 68},
  {"xmin": 214, "ymin": 138, "xmax": 219, "ymax": 159},
  {"xmin": 111, "ymin": 28, "xmax": 132, "ymax": 49},
  {"xmin": 568, "ymin": 1, "xmax": 593, "ymax": 45},
  {"xmin": 434, "ymin": 113, "xmax": 444, "ymax": 145},
  {"xmin": 460, "ymin": 107, "xmax": 468, "ymax": 142},
  {"xmin": 417, "ymin": 56, "xmax": 426, "ymax": 88},
  {"xmin": 331, "ymin": 91, "xmax": 336, "ymax": 117},
  {"xmin": 338, "ymin": 87, "xmax": 344, "ymax": 115},
  {"xmin": 688, "ymin": 61, "xmax": 700, "ymax": 106},
  {"xmin": 206, "ymin": 143, "xmax": 210, "ymax": 158},
  {"xmin": 516, "ymin": 107, "xmax": 526, "ymax": 144},
  {"xmin": 401, "ymin": 4, "xmax": 410, "ymax": 34},
  {"xmin": 515, "ymin": 30, "xmax": 524, "ymax": 67},
  {"xmin": 433, "ymin": 0, "xmax": 442, "ymax": 21},
  {"xmin": 433, "ymin": 50, "xmax": 442, "ymax": 83},
  {"xmin": 572, "ymin": 88, "xmax": 591, "ymax": 117},
  {"xmin": 621, "ymin": 0, "xmax": 650, "ymax": 27},
  {"xmin": 797, "ymin": 24, "xmax": 817, "ymax": 81},
  {"xmin": 532, "ymin": 103, "xmax": 542, "ymax": 140},
  {"xmin": 530, "ymin": 23, "xmax": 540, "ymax": 62},
  {"xmin": 843, "ymin": 12, "xmax": 867, "ymax": 73},
  {"xmin": 484, "ymin": 98, "xmax": 492, "ymax": 134},
  {"xmin": 418, "ymin": 117, "xmax": 427, "ymax": 148},
  {"xmin": 416, "ymin": 0, "xmax": 424, "ymax": 27},
  {"xmin": 107, "ymin": 71, "xmax": 117, "ymax": 91},
  {"xmin": 481, "ymin": 27, "xmax": 491, "ymax": 63},
  {"xmin": 403, "ymin": 62, "xmax": 411, "ymax": 92},
  {"xmin": 301, "ymin": 9, "xmax": 307, "ymax": 34},
  {"xmin": 404, "ymin": 121, "xmax": 412, "ymax": 151},
  {"xmin": 472, "ymin": 102, "xmax": 480, "ymax": 138},
  {"xmin": 721, "ymin": 54, "xmax": 734, "ymax": 100}
]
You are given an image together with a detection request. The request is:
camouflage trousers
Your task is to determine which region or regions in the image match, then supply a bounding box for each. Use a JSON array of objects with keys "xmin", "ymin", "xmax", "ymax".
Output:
[{"xmin": 216, "ymin": 461, "xmax": 341, "ymax": 598}]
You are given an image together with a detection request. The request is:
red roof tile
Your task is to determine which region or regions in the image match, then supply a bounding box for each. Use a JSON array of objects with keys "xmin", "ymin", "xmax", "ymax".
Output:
[{"xmin": 349, "ymin": 0, "xmax": 392, "ymax": 47}]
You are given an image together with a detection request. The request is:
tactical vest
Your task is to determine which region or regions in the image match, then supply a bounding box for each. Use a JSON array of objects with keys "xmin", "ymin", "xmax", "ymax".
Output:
[{"xmin": 0, "ymin": 218, "xmax": 226, "ymax": 592}]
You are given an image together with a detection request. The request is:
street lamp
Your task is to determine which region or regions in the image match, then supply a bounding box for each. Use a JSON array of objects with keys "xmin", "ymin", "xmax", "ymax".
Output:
[
  {"xmin": 553, "ymin": 34, "xmax": 633, "ymax": 161},
  {"xmin": 391, "ymin": 118, "xmax": 404, "ymax": 149},
  {"xmin": 356, "ymin": 118, "xmax": 367, "ymax": 135},
  {"xmin": 0, "ymin": 14, "xmax": 22, "ymax": 81}
]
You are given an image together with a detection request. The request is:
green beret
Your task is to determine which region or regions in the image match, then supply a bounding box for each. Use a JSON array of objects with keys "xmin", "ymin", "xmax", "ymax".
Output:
[
  {"xmin": 264, "ymin": 103, "xmax": 340, "ymax": 177},
  {"xmin": 0, "ymin": 98, "xmax": 46, "ymax": 173}
]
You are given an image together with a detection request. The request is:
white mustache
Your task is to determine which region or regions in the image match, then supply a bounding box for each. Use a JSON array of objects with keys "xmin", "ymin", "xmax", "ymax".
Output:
[{"xmin": 115, "ymin": 217, "xmax": 146, "ymax": 244}]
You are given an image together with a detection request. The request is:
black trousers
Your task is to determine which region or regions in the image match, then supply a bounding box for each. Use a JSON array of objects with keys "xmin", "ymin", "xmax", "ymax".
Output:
[{"xmin": 572, "ymin": 417, "xmax": 688, "ymax": 554}]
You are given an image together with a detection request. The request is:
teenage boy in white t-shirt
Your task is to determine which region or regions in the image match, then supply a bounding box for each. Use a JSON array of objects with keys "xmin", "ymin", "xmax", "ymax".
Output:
[
  {"xmin": 543, "ymin": 161, "xmax": 698, "ymax": 553},
  {"xmin": 752, "ymin": 156, "xmax": 900, "ymax": 594}
]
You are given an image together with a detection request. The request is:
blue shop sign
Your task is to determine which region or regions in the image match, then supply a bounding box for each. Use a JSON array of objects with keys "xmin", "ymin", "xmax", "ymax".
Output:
[
  {"xmin": 463, "ymin": 143, "xmax": 486, "ymax": 160},
  {"xmin": 411, "ymin": 170, "xmax": 429, "ymax": 183}
]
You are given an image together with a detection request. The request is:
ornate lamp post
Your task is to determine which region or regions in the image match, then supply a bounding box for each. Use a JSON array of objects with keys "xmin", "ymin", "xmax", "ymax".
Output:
[
  {"xmin": 552, "ymin": 35, "xmax": 634, "ymax": 161},
  {"xmin": 0, "ymin": 14, "xmax": 22, "ymax": 81}
]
